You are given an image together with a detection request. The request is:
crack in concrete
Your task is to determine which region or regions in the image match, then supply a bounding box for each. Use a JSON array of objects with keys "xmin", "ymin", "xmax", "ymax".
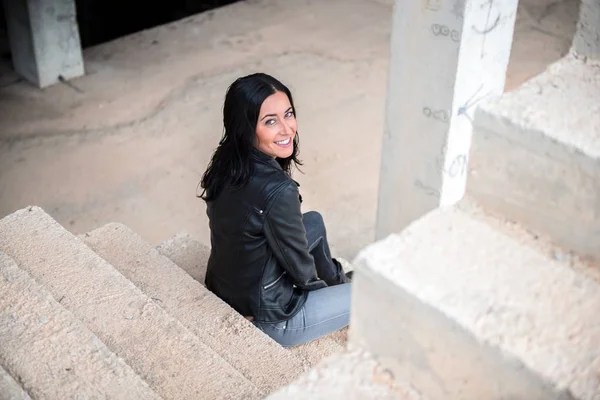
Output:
[{"xmin": 0, "ymin": 50, "xmax": 378, "ymax": 147}]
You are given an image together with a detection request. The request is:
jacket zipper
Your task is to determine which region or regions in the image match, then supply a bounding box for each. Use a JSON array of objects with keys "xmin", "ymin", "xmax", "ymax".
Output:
[{"xmin": 263, "ymin": 272, "xmax": 286, "ymax": 289}]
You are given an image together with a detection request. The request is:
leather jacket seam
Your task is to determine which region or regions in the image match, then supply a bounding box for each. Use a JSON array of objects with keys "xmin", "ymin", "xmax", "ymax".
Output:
[{"xmin": 263, "ymin": 183, "xmax": 299, "ymax": 274}]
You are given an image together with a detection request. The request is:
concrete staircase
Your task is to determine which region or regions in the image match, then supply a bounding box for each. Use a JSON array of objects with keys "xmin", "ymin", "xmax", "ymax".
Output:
[
  {"xmin": 0, "ymin": 206, "xmax": 344, "ymax": 399},
  {"xmin": 346, "ymin": 200, "xmax": 600, "ymax": 400}
]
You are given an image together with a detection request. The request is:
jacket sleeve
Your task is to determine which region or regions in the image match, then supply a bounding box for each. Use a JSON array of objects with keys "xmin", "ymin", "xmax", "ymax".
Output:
[{"xmin": 264, "ymin": 182, "xmax": 327, "ymax": 291}]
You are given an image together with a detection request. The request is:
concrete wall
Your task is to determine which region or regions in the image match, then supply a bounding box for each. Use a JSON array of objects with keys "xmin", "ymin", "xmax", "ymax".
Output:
[
  {"xmin": 572, "ymin": 0, "xmax": 600, "ymax": 59},
  {"xmin": 376, "ymin": 0, "xmax": 518, "ymax": 239}
]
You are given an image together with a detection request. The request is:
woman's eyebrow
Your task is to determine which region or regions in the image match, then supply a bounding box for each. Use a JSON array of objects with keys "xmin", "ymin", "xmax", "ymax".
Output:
[
  {"xmin": 260, "ymin": 107, "xmax": 293, "ymax": 121},
  {"xmin": 260, "ymin": 114, "xmax": 276, "ymax": 121}
]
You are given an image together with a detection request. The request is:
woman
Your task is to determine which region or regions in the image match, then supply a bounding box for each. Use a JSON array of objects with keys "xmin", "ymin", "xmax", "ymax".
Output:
[{"xmin": 199, "ymin": 73, "xmax": 352, "ymax": 347}]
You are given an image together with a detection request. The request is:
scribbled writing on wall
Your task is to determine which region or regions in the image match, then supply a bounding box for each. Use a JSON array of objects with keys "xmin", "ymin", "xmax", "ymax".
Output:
[
  {"xmin": 472, "ymin": 0, "xmax": 503, "ymax": 58},
  {"xmin": 457, "ymin": 83, "xmax": 494, "ymax": 124},
  {"xmin": 424, "ymin": 0, "xmax": 443, "ymax": 12},
  {"xmin": 431, "ymin": 24, "xmax": 461, "ymax": 42},
  {"xmin": 447, "ymin": 154, "xmax": 468, "ymax": 177},
  {"xmin": 423, "ymin": 107, "xmax": 450, "ymax": 123},
  {"xmin": 434, "ymin": 144, "xmax": 468, "ymax": 179},
  {"xmin": 415, "ymin": 179, "xmax": 441, "ymax": 198}
]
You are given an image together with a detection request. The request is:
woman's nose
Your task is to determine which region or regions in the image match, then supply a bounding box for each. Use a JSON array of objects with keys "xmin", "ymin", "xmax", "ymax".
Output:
[{"xmin": 282, "ymin": 120, "xmax": 294, "ymax": 135}]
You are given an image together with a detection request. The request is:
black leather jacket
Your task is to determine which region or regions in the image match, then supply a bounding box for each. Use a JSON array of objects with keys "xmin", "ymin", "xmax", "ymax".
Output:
[{"xmin": 205, "ymin": 149, "xmax": 327, "ymax": 323}]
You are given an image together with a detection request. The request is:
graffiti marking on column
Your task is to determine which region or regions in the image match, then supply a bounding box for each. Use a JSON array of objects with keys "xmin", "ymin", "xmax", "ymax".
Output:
[
  {"xmin": 423, "ymin": 107, "xmax": 450, "ymax": 123},
  {"xmin": 415, "ymin": 179, "xmax": 441, "ymax": 198},
  {"xmin": 447, "ymin": 154, "xmax": 468, "ymax": 177},
  {"xmin": 472, "ymin": 0, "xmax": 502, "ymax": 58},
  {"xmin": 434, "ymin": 143, "xmax": 468, "ymax": 178},
  {"xmin": 424, "ymin": 0, "xmax": 443, "ymax": 12},
  {"xmin": 431, "ymin": 24, "xmax": 461, "ymax": 42},
  {"xmin": 435, "ymin": 143, "xmax": 448, "ymax": 175},
  {"xmin": 451, "ymin": 30, "xmax": 461, "ymax": 42},
  {"xmin": 457, "ymin": 84, "xmax": 494, "ymax": 124}
]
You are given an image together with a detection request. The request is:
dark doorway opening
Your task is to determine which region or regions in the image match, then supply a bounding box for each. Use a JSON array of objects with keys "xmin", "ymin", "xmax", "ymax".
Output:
[{"xmin": 76, "ymin": 0, "xmax": 242, "ymax": 48}]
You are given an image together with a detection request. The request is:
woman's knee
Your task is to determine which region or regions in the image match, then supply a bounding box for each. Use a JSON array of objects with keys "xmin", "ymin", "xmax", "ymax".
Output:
[
  {"xmin": 303, "ymin": 212, "xmax": 327, "ymax": 238},
  {"xmin": 303, "ymin": 211, "xmax": 324, "ymax": 226}
]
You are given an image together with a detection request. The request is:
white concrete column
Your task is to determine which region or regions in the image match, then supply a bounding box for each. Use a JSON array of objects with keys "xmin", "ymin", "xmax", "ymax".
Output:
[
  {"xmin": 375, "ymin": 0, "xmax": 518, "ymax": 239},
  {"xmin": 3, "ymin": 0, "xmax": 84, "ymax": 88},
  {"xmin": 572, "ymin": 0, "xmax": 600, "ymax": 60}
]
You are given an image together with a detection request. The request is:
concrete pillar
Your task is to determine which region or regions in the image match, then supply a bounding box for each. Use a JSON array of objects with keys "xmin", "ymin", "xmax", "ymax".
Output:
[
  {"xmin": 3, "ymin": 0, "xmax": 84, "ymax": 88},
  {"xmin": 572, "ymin": 0, "xmax": 600, "ymax": 60},
  {"xmin": 375, "ymin": 0, "xmax": 518, "ymax": 239}
]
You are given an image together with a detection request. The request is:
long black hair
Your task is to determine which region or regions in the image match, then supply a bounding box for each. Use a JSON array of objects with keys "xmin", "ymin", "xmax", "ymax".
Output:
[{"xmin": 198, "ymin": 73, "xmax": 302, "ymax": 202}]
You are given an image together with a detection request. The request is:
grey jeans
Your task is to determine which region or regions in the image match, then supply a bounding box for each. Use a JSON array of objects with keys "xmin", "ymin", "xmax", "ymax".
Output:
[{"xmin": 254, "ymin": 211, "xmax": 352, "ymax": 347}]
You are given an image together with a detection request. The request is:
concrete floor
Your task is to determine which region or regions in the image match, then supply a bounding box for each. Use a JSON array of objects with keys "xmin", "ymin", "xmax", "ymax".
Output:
[{"xmin": 0, "ymin": 0, "xmax": 580, "ymax": 259}]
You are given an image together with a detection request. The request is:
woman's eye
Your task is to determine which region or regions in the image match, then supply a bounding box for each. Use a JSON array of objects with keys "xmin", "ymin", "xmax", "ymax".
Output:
[
  {"xmin": 265, "ymin": 119, "xmax": 276, "ymax": 126},
  {"xmin": 285, "ymin": 111, "xmax": 294, "ymax": 118}
]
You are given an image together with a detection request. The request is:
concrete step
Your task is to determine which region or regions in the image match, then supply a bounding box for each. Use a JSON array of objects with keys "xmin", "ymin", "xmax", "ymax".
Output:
[
  {"xmin": 157, "ymin": 233, "xmax": 210, "ymax": 285},
  {"xmin": 158, "ymin": 232, "xmax": 347, "ymax": 367},
  {"xmin": 0, "ymin": 364, "xmax": 31, "ymax": 400},
  {"xmin": 350, "ymin": 205, "xmax": 600, "ymax": 400},
  {"xmin": 470, "ymin": 54, "xmax": 600, "ymax": 261},
  {"xmin": 266, "ymin": 349, "xmax": 425, "ymax": 399},
  {"xmin": 290, "ymin": 329, "xmax": 346, "ymax": 367},
  {"xmin": 83, "ymin": 223, "xmax": 306, "ymax": 394},
  {"xmin": 0, "ymin": 251, "xmax": 159, "ymax": 400},
  {"xmin": 0, "ymin": 207, "xmax": 261, "ymax": 400}
]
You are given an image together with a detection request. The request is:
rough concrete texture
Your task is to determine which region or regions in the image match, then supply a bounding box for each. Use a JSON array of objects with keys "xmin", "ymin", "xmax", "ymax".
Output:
[
  {"xmin": 0, "ymin": 0, "xmax": 578, "ymax": 262},
  {"xmin": 266, "ymin": 349, "xmax": 423, "ymax": 400},
  {"xmin": 572, "ymin": 0, "xmax": 600, "ymax": 59},
  {"xmin": 157, "ymin": 233, "xmax": 210, "ymax": 284},
  {"xmin": 0, "ymin": 365, "xmax": 31, "ymax": 400},
  {"xmin": 157, "ymin": 231, "xmax": 348, "ymax": 365},
  {"xmin": 290, "ymin": 329, "xmax": 346, "ymax": 369},
  {"xmin": 470, "ymin": 54, "xmax": 600, "ymax": 261},
  {"xmin": 83, "ymin": 222, "xmax": 305, "ymax": 394},
  {"xmin": 3, "ymin": 0, "xmax": 84, "ymax": 87},
  {"xmin": 0, "ymin": 251, "xmax": 159, "ymax": 400},
  {"xmin": 352, "ymin": 206, "xmax": 600, "ymax": 399},
  {"xmin": 458, "ymin": 196, "xmax": 600, "ymax": 285},
  {"xmin": 0, "ymin": 207, "xmax": 261, "ymax": 399}
]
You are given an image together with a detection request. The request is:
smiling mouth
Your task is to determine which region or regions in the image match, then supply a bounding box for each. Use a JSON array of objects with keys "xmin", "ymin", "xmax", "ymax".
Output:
[{"xmin": 274, "ymin": 138, "xmax": 291, "ymax": 146}]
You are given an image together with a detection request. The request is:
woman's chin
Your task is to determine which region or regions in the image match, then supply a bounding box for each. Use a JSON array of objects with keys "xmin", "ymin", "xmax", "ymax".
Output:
[{"xmin": 276, "ymin": 148, "xmax": 294, "ymax": 159}]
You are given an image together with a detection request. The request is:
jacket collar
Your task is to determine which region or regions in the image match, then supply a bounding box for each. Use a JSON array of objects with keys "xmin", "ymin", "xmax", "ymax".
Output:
[{"xmin": 251, "ymin": 148, "xmax": 282, "ymax": 171}]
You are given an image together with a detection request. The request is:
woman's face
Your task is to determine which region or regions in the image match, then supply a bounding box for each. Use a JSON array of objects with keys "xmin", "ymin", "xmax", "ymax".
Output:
[{"xmin": 255, "ymin": 91, "xmax": 297, "ymax": 159}]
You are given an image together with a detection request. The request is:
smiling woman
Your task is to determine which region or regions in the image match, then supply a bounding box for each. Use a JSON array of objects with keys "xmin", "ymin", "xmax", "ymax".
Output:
[{"xmin": 198, "ymin": 73, "xmax": 352, "ymax": 347}]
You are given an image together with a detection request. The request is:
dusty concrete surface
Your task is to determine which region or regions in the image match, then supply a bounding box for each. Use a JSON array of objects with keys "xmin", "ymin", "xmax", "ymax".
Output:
[
  {"xmin": 157, "ymin": 232, "xmax": 210, "ymax": 283},
  {"xmin": 266, "ymin": 349, "xmax": 422, "ymax": 400},
  {"xmin": 352, "ymin": 206, "xmax": 600, "ymax": 399},
  {"xmin": 0, "ymin": 251, "xmax": 160, "ymax": 400},
  {"xmin": 0, "ymin": 0, "xmax": 579, "ymax": 259},
  {"xmin": 0, "ymin": 364, "xmax": 32, "ymax": 400}
]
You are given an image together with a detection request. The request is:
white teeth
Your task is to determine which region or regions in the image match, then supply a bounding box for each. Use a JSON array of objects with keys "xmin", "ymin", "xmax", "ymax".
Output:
[{"xmin": 275, "ymin": 138, "xmax": 291, "ymax": 145}]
